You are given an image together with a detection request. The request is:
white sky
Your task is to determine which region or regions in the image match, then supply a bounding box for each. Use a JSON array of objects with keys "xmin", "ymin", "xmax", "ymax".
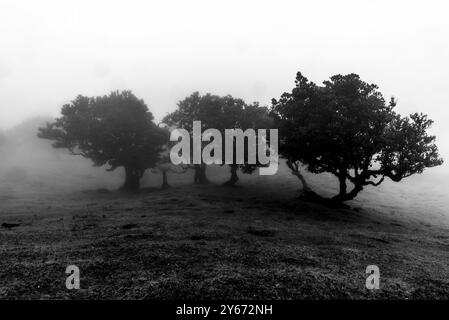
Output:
[{"xmin": 0, "ymin": 0, "xmax": 448, "ymax": 167}]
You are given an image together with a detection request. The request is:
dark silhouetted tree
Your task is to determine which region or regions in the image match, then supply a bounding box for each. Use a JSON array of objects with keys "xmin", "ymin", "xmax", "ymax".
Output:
[
  {"xmin": 271, "ymin": 72, "xmax": 443, "ymax": 205},
  {"xmin": 151, "ymin": 154, "xmax": 189, "ymax": 189},
  {"xmin": 38, "ymin": 91, "xmax": 169, "ymax": 192},
  {"xmin": 162, "ymin": 94, "xmax": 206, "ymax": 184},
  {"xmin": 222, "ymin": 102, "xmax": 274, "ymax": 186},
  {"xmin": 163, "ymin": 92, "xmax": 272, "ymax": 186}
]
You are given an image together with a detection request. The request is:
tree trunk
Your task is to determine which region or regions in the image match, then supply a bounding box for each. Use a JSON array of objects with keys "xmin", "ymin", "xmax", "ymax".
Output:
[
  {"xmin": 330, "ymin": 183, "xmax": 363, "ymax": 204},
  {"xmin": 287, "ymin": 161, "xmax": 312, "ymax": 193},
  {"xmin": 193, "ymin": 164, "xmax": 209, "ymax": 184},
  {"xmin": 287, "ymin": 160, "xmax": 363, "ymax": 207},
  {"xmin": 121, "ymin": 167, "xmax": 142, "ymax": 192},
  {"xmin": 338, "ymin": 175, "xmax": 347, "ymax": 197},
  {"xmin": 223, "ymin": 164, "xmax": 239, "ymax": 186},
  {"xmin": 161, "ymin": 171, "xmax": 170, "ymax": 189}
]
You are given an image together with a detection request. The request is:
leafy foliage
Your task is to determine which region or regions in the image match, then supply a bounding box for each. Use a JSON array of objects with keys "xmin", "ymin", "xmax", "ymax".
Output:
[
  {"xmin": 38, "ymin": 91, "xmax": 169, "ymax": 191},
  {"xmin": 163, "ymin": 92, "xmax": 273, "ymax": 185},
  {"xmin": 271, "ymin": 72, "xmax": 443, "ymax": 203}
]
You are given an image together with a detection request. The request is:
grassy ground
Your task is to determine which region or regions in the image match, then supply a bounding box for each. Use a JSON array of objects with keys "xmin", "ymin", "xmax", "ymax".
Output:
[{"xmin": 0, "ymin": 164, "xmax": 449, "ymax": 299}]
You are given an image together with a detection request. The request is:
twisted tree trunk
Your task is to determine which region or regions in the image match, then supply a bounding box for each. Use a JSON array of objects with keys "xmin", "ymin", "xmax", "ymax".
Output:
[
  {"xmin": 330, "ymin": 183, "xmax": 363, "ymax": 204},
  {"xmin": 287, "ymin": 160, "xmax": 362, "ymax": 208},
  {"xmin": 223, "ymin": 164, "xmax": 239, "ymax": 186}
]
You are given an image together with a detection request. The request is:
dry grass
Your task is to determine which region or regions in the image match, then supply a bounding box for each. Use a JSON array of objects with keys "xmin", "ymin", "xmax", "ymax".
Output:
[{"xmin": 0, "ymin": 164, "xmax": 448, "ymax": 299}]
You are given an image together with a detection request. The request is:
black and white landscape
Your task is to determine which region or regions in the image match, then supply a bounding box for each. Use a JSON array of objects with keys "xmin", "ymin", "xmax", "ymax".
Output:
[{"xmin": 0, "ymin": 0, "xmax": 448, "ymax": 300}]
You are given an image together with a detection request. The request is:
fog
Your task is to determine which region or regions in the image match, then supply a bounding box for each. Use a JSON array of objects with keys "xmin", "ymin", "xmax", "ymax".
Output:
[
  {"xmin": 0, "ymin": 0, "xmax": 448, "ymax": 174},
  {"xmin": 0, "ymin": 117, "xmax": 123, "ymax": 196}
]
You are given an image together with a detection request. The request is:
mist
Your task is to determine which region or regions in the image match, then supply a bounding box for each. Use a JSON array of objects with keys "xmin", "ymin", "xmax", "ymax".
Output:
[
  {"xmin": 0, "ymin": 117, "xmax": 124, "ymax": 197},
  {"xmin": 0, "ymin": 0, "xmax": 448, "ymax": 173},
  {"xmin": 2, "ymin": 0, "xmax": 449, "ymax": 303}
]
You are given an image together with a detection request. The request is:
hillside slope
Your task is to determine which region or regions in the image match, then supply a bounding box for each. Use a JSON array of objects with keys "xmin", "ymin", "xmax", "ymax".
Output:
[{"xmin": 0, "ymin": 168, "xmax": 448, "ymax": 299}]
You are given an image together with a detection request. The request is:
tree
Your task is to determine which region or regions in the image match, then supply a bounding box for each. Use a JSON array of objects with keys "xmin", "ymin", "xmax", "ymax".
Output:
[
  {"xmin": 271, "ymin": 72, "xmax": 443, "ymax": 205},
  {"xmin": 163, "ymin": 92, "xmax": 272, "ymax": 186},
  {"xmin": 222, "ymin": 102, "xmax": 274, "ymax": 186},
  {"xmin": 38, "ymin": 90, "xmax": 169, "ymax": 192},
  {"xmin": 151, "ymin": 155, "xmax": 189, "ymax": 189}
]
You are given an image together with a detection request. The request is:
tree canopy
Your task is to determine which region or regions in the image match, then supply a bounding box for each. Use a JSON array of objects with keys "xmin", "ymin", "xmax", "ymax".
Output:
[
  {"xmin": 163, "ymin": 92, "xmax": 273, "ymax": 185},
  {"xmin": 271, "ymin": 72, "xmax": 443, "ymax": 204},
  {"xmin": 38, "ymin": 90, "xmax": 169, "ymax": 192}
]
